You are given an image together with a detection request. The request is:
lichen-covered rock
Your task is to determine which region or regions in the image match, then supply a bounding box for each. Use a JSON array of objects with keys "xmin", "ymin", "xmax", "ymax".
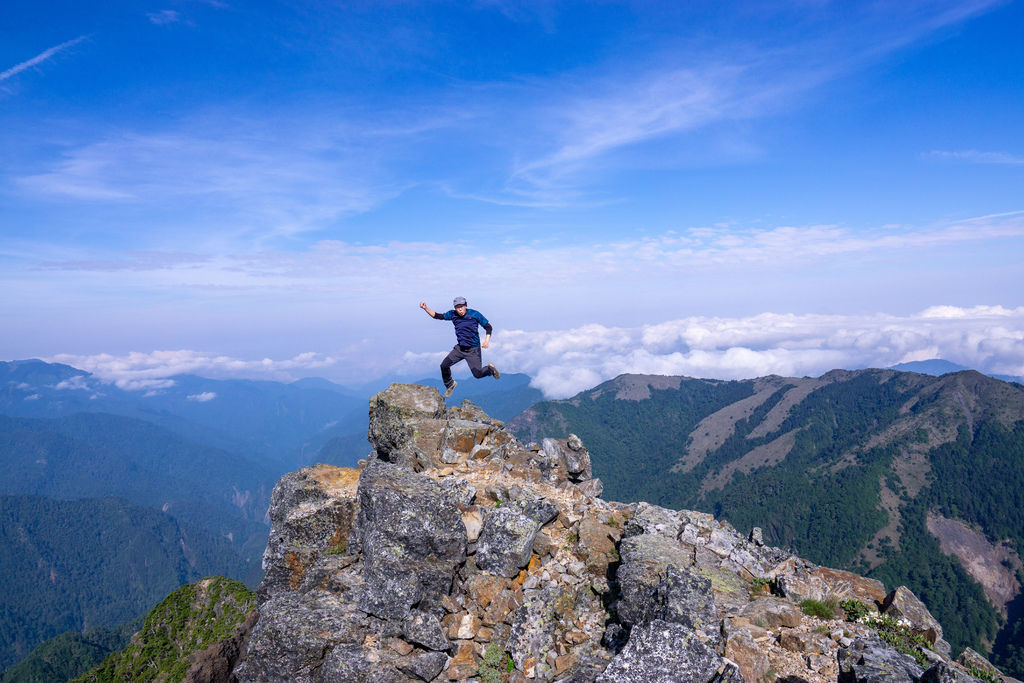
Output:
[
  {"xmin": 616, "ymin": 531, "xmax": 694, "ymax": 627},
  {"xmin": 231, "ymin": 384, "xmax": 982, "ymax": 683},
  {"xmin": 922, "ymin": 662, "xmax": 988, "ymax": 683},
  {"xmin": 883, "ymin": 586, "xmax": 944, "ymax": 645},
  {"xmin": 634, "ymin": 565, "xmax": 721, "ymax": 649},
  {"xmin": 402, "ymin": 610, "xmax": 450, "ymax": 651},
  {"xmin": 956, "ymin": 648, "xmax": 1018, "ymax": 683},
  {"xmin": 368, "ymin": 383, "xmax": 446, "ymax": 467},
  {"xmin": 316, "ymin": 643, "xmax": 405, "ymax": 683},
  {"xmin": 577, "ymin": 477, "xmax": 604, "ymax": 499},
  {"xmin": 734, "ymin": 598, "xmax": 803, "ymax": 629},
  {"xmin": 259, "ymin": 465, "xmax": 359, "ymax": 597},
  {"xmin": 541, "ymin": 437, "xmax": 593, "ymax": 481},
  {"xmin": 506, "ymin": 585, "xmax": 586, "ymax": 677},
  {"xmin": 476, "ymin": 505, "xmax": 541, "ymax": 578},
  {"xmin": 838, "ymin": 635, "xmax": 925, "ymax": 683},
  {"xmin": 515, "ymin": 495, "xmax": 559, "ymax": 526},
  {"xmin": 235, "ymin": 591, "xmax": 369, "ymax": 682},
  {"xmin": 597, "ymin": 619, "xmax": 743, "ymax": 683},
  {"xmin": 354, "ymin": 458, "xmax": 466, "ymax": 619},
  {"xmin": 397, "ymin": 650, "xmax": 449, "ymax": 681}
]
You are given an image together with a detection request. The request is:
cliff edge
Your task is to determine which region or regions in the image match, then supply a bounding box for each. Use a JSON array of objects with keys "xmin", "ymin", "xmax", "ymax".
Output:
[{"xmin": 230, "ymin": 383, "xmax": 1017, "ymax": 683}]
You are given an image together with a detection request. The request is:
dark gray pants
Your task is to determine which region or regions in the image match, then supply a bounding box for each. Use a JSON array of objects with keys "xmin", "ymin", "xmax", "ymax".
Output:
[{"xmin": 441, "ymin": 345, "xmax": 492, "ymax": 386}]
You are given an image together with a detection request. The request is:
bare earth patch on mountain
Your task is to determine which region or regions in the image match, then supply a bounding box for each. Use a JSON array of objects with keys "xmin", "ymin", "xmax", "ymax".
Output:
[
  {"xmin": 677, "ymin": 377, "xmax": 790, "ymax": 473},
  {"xmin": 927, "ymin": 513, "xmax": 1022, "ymax": 617},
  {"xmin": 747, "ymin": 377, "xmax": 830, "ymax": 439},
  {"xmin": 603, "ymin": 374, "xmax": 684, "ymax": 401},
  {"xmin": 699, "ymin": 429, "xmax": 800, "ymax": 493}
]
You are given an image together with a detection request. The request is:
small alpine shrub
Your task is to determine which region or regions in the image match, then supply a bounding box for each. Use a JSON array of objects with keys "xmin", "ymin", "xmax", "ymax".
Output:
[
  {"xmin": 799, "ymin": 597, "xmax": 838, "ymax": 619},
  {"xmin": 840, "ymin": 598, "xmax": 871, "ymax": 621}
]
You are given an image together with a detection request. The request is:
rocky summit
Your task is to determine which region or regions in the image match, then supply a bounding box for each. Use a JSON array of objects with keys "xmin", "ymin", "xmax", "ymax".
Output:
[{"xmin": 230, "ymin": 383, "xmax": 1019, "ymax": 682}]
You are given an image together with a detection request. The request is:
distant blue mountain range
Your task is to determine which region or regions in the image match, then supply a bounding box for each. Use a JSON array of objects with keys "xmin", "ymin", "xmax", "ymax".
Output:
[{"xmin": 889, "ymin": 358, "xmax": 1023, "ymax": 385}]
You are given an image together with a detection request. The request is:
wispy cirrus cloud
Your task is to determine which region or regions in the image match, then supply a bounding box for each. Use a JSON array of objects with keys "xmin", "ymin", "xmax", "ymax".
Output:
[
  {"xmin": 28, "ymin": 211, "xmax": 1024, "ymax": 286},
  {"xmin": 924, "ymin": 150, "xmax": 1024, "ymax": 165},
  {"xmin": 0, "ymin": 36, "xmax": 86, "ymax": 84},
  {"xmin": 503, "ymin": 1, "xmax": 1003, "ymax": 196},
  {"xmin": 15, "ymin": 126, "xmax": 413, "ymax": 239},
  {"xmin": 147, "ymin": 10, "xmax": 181, "ymax": 25}
]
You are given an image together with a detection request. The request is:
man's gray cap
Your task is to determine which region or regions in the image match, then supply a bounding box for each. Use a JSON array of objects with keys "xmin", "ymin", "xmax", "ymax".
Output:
[{"xmin": 453, "ymin": 296, "xmax": 467, "ymax": 307}]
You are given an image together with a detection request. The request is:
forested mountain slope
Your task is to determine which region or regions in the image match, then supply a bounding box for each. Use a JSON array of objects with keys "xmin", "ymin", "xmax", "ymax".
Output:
[
  {"xmin": 509, "ymin": 369, "xmax": 1024, "ymax": 674},
  {"xmin": 0, "ymin": 496, "xmax": 248, "ymax": 671}
]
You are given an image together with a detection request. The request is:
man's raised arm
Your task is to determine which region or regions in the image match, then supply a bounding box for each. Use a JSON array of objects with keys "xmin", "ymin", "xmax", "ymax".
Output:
[{"xmin": 419, "ymin": 301, "xmax": 439, "ymax": 318}]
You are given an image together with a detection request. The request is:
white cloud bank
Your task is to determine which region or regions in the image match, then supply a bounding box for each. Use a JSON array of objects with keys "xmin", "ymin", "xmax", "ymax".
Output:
[
  {"xmin": 461, "ymin": 305, "xmax": 1024, "ymax": 398},
  {"xmin": 43, "ymin": 306, "xmax": 1024, "ymax": 401},
  {"xmin": 47, "ymin": 350, "xmax": 339, "ymax": 390}
]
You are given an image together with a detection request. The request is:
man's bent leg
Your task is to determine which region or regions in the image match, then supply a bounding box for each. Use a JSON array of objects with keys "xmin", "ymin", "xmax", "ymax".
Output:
[
  {"xmin": 466, "ymin": 347, "xmax": 493, "ymax": 378},
  {"xmin": 441, "ymin": 347, "xmax": 463, "ymax": 387}
]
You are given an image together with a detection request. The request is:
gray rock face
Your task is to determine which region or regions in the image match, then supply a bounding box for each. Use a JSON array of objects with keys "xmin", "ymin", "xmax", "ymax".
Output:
[
  {"xmin": 644, "ymin": 565, "xmax": 722, "ymax": 649},
  {"xmin": 355, "ymin": 459, "xmax": 466, "ymax": 619},
  {"xmin": 316, "ymin": 644, "xmax": 406, "ymax": 683},
  {"xmin": 577, "ymin": 477, "xmax": 604, "ymax": 499},
  {"xmin": 234, "ymin": 591, "xmax": 368, "ymax": 683},
  {"xmin": 397, "ymin": 650, "xmax": 448, "ymax": 681},
  {"xmin": 476, "ymin": 505, "xmax": 541, "ymax": 577},
  {"xmin": 883, "ymin": 586, "xmax": 944, "ymax": 645},
  {"xmin": 439, "ymin": 475, "xmax": 476, "ymax": 506},
  {"xmin": 259, "ymin": 465, "xmax": 359, "ymax": 598},
  {"xmin": 542, "ymin": 436, "xmax": 593, "ymax": 481},
  {"xmin": 921, "ymin": 662, "xmax": 988, "ymax": 683},
  {"xmin": 515, "ymin": 496, "xmax": 559, "ymax": 526},
  {"xmin": 838, "ymin": 636, "xmax": 925, "ymax": 683},
  {"xmin": 616, "ymin": 528, "xmax": 694, "ymax": 627},
  {"xmin": 402, "ymin": 610, "xmax": 450, "ymax": 651},
  {"xmin": 597, "ymin": 619, "xmax": 742, "ymax": 683},
  {"xmin": 506, "ymin": 586, "xmax": 573, "ymax": 673},
  {"xmin": 367, "ymin": 382, "xmax": 446, "ymax": 467}
]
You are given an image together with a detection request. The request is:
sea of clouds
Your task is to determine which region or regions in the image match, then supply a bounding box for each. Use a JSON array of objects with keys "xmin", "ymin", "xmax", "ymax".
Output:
[{"xmin": 48, "ymin": 306, "xmax": 1024, "ymax": 400}]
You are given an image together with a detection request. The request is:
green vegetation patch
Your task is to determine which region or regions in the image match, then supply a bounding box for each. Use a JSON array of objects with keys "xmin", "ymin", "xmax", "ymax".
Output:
[
  {"xmin": 74, "ymin": 577, "xmax": 255, "ymax": 683},
  {"xmin": 862, "ymin": 613, "xmax": 935, "ymax": 668},
  {"xmin": 477, "ymin": 643, "xmax": 514, "ymax": 683},
  {"xmin": 799, "ymin": 598, "xmax": 838, "ymax": 620}
]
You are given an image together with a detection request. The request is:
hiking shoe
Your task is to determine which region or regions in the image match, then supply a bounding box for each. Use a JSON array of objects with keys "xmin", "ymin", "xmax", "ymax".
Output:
[
  {"xmin": 488, "ymin": 363, "xmax": 500, "ymax": 379},
  {"xmin": 443, "ymin": 381, "xmax": 457, "ymax": 398}
]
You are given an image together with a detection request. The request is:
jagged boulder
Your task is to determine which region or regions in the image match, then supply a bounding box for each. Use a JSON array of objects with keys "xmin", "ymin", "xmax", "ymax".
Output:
[
  {"xmin": 235, "ymin": 591, "xmax": 372, "ymax": 682},
  {"xmin": 838, "ymin": 635, "xmax": 925, "ymax": 683},
  {"xmin": 354, "ymin": 458, "xmax": 466, "ymax": 619},
  {"xmin": 541, "ymin": 436, "xmax": 593, "ymax": 481},
  {"xmin": 883, "ymin": 586, "xmax": 945, "ymax": 647},
  {"xmin": 368, "ymin": 383, "xmax": 446, "ymax": 468},
  {"xmin": 634, "ymin": 565, "xmax": 722, "ymax": 649},
  {"xmin": 922, "ymin": 662, "xmax": 989, "ymax": 683},
  {"xmin": 476, "ymin": 505, "xmax": 542, "ymax": 577},
  {"xmin": 597, "ymin": 619, "xmax": 743, "ymax": 683},
  {"xmin": 616, "ymin": 503, "xmax": 697, "ymax": 627},
  {"xmin": 260, "ymin": 465, "xmax": 359, "ymax": 597}
]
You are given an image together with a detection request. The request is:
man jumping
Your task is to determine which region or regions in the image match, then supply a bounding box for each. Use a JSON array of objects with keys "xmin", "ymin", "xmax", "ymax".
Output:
[{"xmin": 419, "ymin": 296, "xmax": 500, "ymax": 398}]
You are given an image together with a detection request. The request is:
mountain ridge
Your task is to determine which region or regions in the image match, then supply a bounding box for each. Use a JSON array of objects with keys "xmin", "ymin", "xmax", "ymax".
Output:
[{"xmin": 507, "ymin": 368, "xmax": 1024, "ymax": 671}]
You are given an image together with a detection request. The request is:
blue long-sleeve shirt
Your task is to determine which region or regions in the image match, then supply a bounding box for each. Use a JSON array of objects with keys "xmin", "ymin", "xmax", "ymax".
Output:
[{"xmin": 433, "ymin": 309, "xmax": 493, "ymax": 348}]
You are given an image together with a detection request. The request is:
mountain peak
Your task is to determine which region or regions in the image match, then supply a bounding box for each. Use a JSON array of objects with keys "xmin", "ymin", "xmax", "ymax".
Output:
[{"xmin": 227, "ymin": 382, "xmax": 1009, "ymax": 682}]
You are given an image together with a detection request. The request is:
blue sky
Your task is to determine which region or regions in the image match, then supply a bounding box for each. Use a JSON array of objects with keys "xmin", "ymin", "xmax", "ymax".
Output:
[{"xmin": 2, "ymin": 0, "xmax": 1023, "ymax": 396}]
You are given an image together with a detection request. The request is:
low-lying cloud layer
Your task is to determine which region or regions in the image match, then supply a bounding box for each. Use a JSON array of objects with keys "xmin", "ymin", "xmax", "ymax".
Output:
[
  {"xmin": 451, "ymin": 305, "xmax": 1024, "ymax": 398},
  {"xmin": 47, "ymin": 306, "xmax": 1024, "ymax": 401},
  {"xmin": 48, "ymin": 350, "xmax": 338, "ymax": 391}
]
